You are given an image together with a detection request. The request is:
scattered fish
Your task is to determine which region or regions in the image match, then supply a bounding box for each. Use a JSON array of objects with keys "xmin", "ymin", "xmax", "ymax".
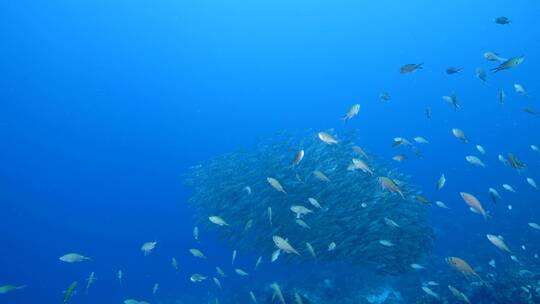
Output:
[
  {"xmin": 452, "ymin": 128, "xmax": 467, "ymax": 143},
  {"xmin": 502, "ymin": 184, "xmax": 516, "ymax": 193},
  {"xmin": 342, "ymin": 104, "xmax": 360, "ymax": 120},
  {"xmin": 267, "ymin": 177, "xmax": 286, "ymax": 194},
  {"xmin": 446, "ymin": 66, "xmax": 462, "ymax": 74},
  {"xmin": 400, "ymin": 63, "xmax": 423, "ymax": 74},
  {"xmin": 491, "ymin": 56, "xmax": 524, "ymax": 73},
  {"xmin": 273, "ymin": 235, "xmax": 300, "ymax": 255},
  {"xmin": 292, "ymin": 150, "xmax": 305, "ymax": 166},
  {"xmin": 436, "ymin": 174, "xmax": 446, "ymax": 190},
  {"xmin": 465, "ymin": 155, "xmax": 486, "ymax": 167},
  {"xmin": 141, "ymin": 241, "xmax": 157, "ymax": 256},
  {"xmin": 484, "ymin": 51, "xmax": 506, "ymax": 62},
  {"xmin": 209, "ymin": 216, "xmax": 229, "ymax": 226},
  {"xmin": 476, "ymin": 145, "xmax": 486, "ymax": 154},
  {"xmin": 190, "ymin": 274, "xmax": 206, "ymax": 283},
  {"xmin": 514, "ymin": 84, "xmax": 528, "ymax": 96},
  {"xmin": 526, "ymin": 177, "xmax": 538, "ymax": 189},
  {"xmin": 494, "ymin": 16, "xmax": 511, "ymax": 24},
  {"xmin": 59, "ymin": 253, "xmax": 91, "ymax": 263},
  {"xmin": 486, "ymin": 234, "xmax": 512, "ymax": 253},
  {"xmin": 460, "ymin": 192, "xmax": 487, "ymax": 219},
  {"xmin": 318, "ymin": 132, "xmax": 338, "ymax": 145}
]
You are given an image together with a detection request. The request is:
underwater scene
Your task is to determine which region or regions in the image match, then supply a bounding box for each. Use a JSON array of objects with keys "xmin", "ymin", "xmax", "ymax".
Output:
[{"xmin": 1, "ymin": 0, "xmax": 539, "ymax": 303}]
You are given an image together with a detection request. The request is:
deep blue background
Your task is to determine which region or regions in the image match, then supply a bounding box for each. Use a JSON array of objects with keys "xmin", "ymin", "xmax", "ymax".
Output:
[{"xmin": 1, "ymin": 0, "xmax": 539, "ymax": 303}]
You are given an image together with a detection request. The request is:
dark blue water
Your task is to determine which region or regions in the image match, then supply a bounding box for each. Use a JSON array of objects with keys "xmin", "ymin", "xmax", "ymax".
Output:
[{"xmin": 1, "ymin": 1, "xmax": 539, "ymax": 303}]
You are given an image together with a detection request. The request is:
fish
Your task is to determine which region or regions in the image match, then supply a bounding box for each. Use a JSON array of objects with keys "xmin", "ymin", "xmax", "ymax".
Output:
[
  {"xmin": 243, "ymin": 219, "xmax": 254, "ymax": 233},
  {"xmin": 124, "ymin": 299, "xmax": 150, "ymax": 304},
  {"xmin": 502, "ymin": 184, "xmax": 515, "ymax": 193},
  {"xmin": 267, "ymin": 177, "xmax": 286, "ymax": 194},
  {"xmin": 209, "ymin": 216, "xmax": 229, "ymax": 226},
  {"xmin": 494, "ymin": 16, "xmax": 511, "ymax": 24},
  {"xmin": 213, "ymin": 277, "xmax": 222, "ymax": 289},
  {"xmin": 306, "ymin": 242, "xmax": 317, "ymax": 259},
  {"xmin": 448, "ymin": 285, "xmax": 471, "ymax": 303},
  {"xmin": 295, "ymin": 219, "xmax": 311, "ymax": 229},
  {"xmin": 270, "ymin": 282, "xmax": 286, "ymax": 304},
  {"xmin": 380, "ymin": 92, "xmax": 391, "ymax": 102},
  {"xmin": 59, "ymin": 253, "xmax": 91, "ymax": 263},
  {"xmin": 442, "ymin": 93, "xmax": 460, "ymax": 110},
  {"xmin": 171, "ymin": 257, "xmax": 178, "ymax": 270},
  {"xmin": 514, "ymin": 84, "xmax": 528, "ymax": 96},
  {"xmin": 190, "ymin": 274, "xmax": 206, "ymax": 282},
  {"xmin": 446, "ymin": 256, "xmax": 481, "ymax": 279},
  {"xmin": 465, "ymin": 155, "xmax": 486, "ymax": 167},
  {"xmin": 488, "ymin": 188, "xmax": 501, "ymax": 203},
  {"xmin": 328, "ymin": 242, "xmax": 336, "ymax": 251},
  {"xmin": 400, "ymin": 63, "xmax": 423, "ymax": 74},
  {"xmin": 460, "ymin": 192, "xmax": 487, "ymax": 219},
  {"xmin": 348, "ymin": 158, "xmax": 373, "ymax": 174},
  {"xmin": 378, "ymin": 176, "xmax": 404, "ymax": 199},
  {"xmin": 307, "ymin": 197, "xmax": 323, "ymax": 209},
  {"xmin": 379, "ymin": 240, "xmax": 394, "ymax": 247},
  {"xmin": 425, "ymin": 107, "xmax": 432, "ymax": 119},
  {"xmin": 254, "ymin": 256, "xmax": 262, "ymax": 270},
  {"xmin": 486, "ymin": 234, "xmax": 512, "ymax": 253},
  {"xmin": 141, "ymin": 241, "xmax": 157, "ymax": 256},
  {"xmin": 523, "ymin": 106, "xmax": 537, "ymax": 115},
  {"xmin": 249, "ymin": 291, "xmax": 257, "ymax": 303},
  {"xmin": 268, "ymin": 207, "xmax": 273, "ymax": 227},
  {"xmin": 235, "ymin": 268, "xmax": 249, "ymax": 276},
  {"xmin": 491, "ymin": 56, "xmax": 524, "ymax": 73},
  {"xmin": 290, "ymin": 205, "xmax": 313, "ymax": 218},
  {"xmin": 528, "ymin": 222, "xmax": 540, "ymax": 230},
  {"xmin": 413, "ymin": 136, "xmax": 429, "ymax": 144},
  {"xmin": 436, "ymin": 174, "xmax": 446, "ymax": 190},
  {"xmin": 435, "ymin": 201, "xmax": 449, "ymax": 209},
  {"xmin": 498, "ymin": 88, "xmax": 506, "ymax": 104},
  {"xmin": 410, "ymin": 263, "xmax": 425, "ymax": 270},
  {"xmin": 421, "ymin": 286, "xmax": 439, "ymax": 299},
  {"xmin": 531, "ymin": 145, "xmax": 539, "ymax": 153},
  {"xmin": 85, "ymin": 272, "xmax": 96, "ymax": 293},
  {"xmin": 476, "ymin": 68, "xmax": 487, "ymax": 83},
  {"xmin": 273, "ymin": 235, "xmax": 300, "ymax": 255},
  {"xmin": 189, "ymin": 248, "xmax": 206, "ymax": 258},
  {"xmin": 292, "ymin": 150, "xmax": 304, "ymax": 166},
  {"xmin": 384, "ymin": 217, "xmax": 400, "ymax": 228},
  {"xmin": 152, "ymin": 283, "xmax": 159, "ymax": 295},
  {"xmin": 117, "ymin": 270, "xmax": 123, "ymax": 284},
  {"xmin": 63, "ymin": 281, "xmax": 77, "ymax": 304},
  {"xmin": 231, "ymin": 250, "xmax": 237, "ymax": 265},
  {"xmin": 489, "ymin": 259, "xmax": 496, "ymax": 268},
  {"xmin": 342, "ymin": 104, "xmax": 360, "ymax": 120},
  {"xmin": 446, "ymin": 66, "xmax": 462, "ymax": 74},
  {"xmin": 193, "ymin": 226, "xmax": 199, "ymax": 241},
  {"xmin": 352, "ymin": 145, "xmax": 368, "ymax": 158},
  {"xmin": 313, "ymin": 170, "xmax": 330, "ymax": 182},
  {"xmin": 318, "ymin": 132, "xmax": 338, "ymax": 144},
  {"xmin": 452, "ymin": 128, "xmax": 467, "ymax": 143},
  {"xmin": 271, "ymin": 249, "xmax": 281, "ymax": 262},
  {"xmin": 294, "ymin": 291, "xmax": 305, "ymax": 304},
  {"xmin": 484, "ymin": 51, "xmax": 506, "ymax": 62},
  {"xmin": 216, "ymin": 267, "xmax": 226, "ymax": 277},
  {"xmin": 527, "ymin": 177, "xmax": 538, "ymax": 189},
  {"xmin": 243, "ymin": 186, "xmax": 252, "ymax": 195},
  {"xmin": 0, "ymin": 285, "xmax": 25, "ymax": 294},
  {"xmin": 392, "ymin": 154, "xmax": 407, "ymax": 162},
  {"xmin": 476, "ymin": 145, "xmax": 486, "ymax": 154}
]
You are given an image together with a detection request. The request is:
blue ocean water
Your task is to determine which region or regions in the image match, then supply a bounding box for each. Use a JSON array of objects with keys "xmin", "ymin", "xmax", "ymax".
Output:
[{"xmin": 1, "ymin": 0, "xmax": 539, "ymax": 303}]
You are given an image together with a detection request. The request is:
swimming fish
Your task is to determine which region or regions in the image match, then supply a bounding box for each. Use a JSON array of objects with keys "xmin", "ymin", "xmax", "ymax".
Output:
[
  {"xmin": 526, "ymin": 177, "xmax": 537, "ymax": 189},
  {"xmin": 190, "ymin": 274, "xmax": 206, "ymax": 283},
  {"xmin": 254, "ymin": 256, "xmax": 263, "ymax": 270},
  {"xmin": 442, "ymin": 93, "xmax": 460, "ymax": 110},
  {"xmin": 124, "ymin": 299, "xmax": 150, "ymax": 304},
  {"xmin": 410, "ymin": 263, "xmax": 425, "ymax": 270},
  {"xmin": 446, "ymin": 256, "xmax": 481, "ymax": 279},
  {"xmin": 486, "ymin": 234, "xmax": 512, "ymax": 253},
  {"xmin": 476, "ymin": 145, "xmax": 486, "ymax": 154},
  {"xmin": 171, "ymin": 257, "xmax": 178, "ymax": 270},
  {"xmin": 502, "ymin": 184, "xmax": 515, "ymax": 193},
  {"xmin": 484, "ymin": 51, "xmax": 506, "ymax": 62},
  {"xmin": 292, "ymin": 150, "xmax": 304, "ymax": 166},
  {"xmin": 476, "ymin": 68, "xmax": 487, "ymax": 83},
  {"xmin": 342, "ymin": 104, "xmax": 360, "ymax": 120},
  {"xmin": 421, "ymin": 286, "xmax": 439, "ymax": 300},
  {"xmin": 117, "ymin": 270, "xmax": 123, "ymax": 284},
  {"xmin": 380, "ymin": 92, "xmax": 391, "ymax": 102},
  {"xmin": 460, "ymin": 192, "xmax": 487, "ymax": 219},
  {"xmin": 452, "ymin": 128, "xmax": 467, "ymax": 143},
  {"xmin": 528, "ymin": 223, "xmax": 540, "ymax": 230},
  {"xmin": 436, "ymin": 174, "xmax": 446, "ymax": 190},
  {"xmin": 0, "ymin": 284, "xmax": 25, "ymax": 294},
  {"xmin": 435, "ymin": 201, "xmax": 449, "ymax": 209},
  {"xmin": 400, "ymin": 63, "xmax": 423, "ymax": 74},
  {"xmin": 141, "ymin": 241, "xmax": 157, "ymax": 256},
  {"xmin": 488, "ymin": 188, "xmax": 501, "ymax": 203},
  {"xmin": 295, "ymin": 219, "xmax": 311, "ymax": 229},
  {"xmin": 491, "ymin": 56, "xmax": 524, "ymax": 73},
  {"xmin": 209, "ymin": 216, "xmax": 229, "ymax": 226},
  {"xmin": 189, "ymin": 248, "xmax": 206, "ymax": 258},
  {"xmin": 249, "ymin": 291, "xmax": 257, "ymax": 303},
  {"xmin": 267, "ymin": 177, "xmax": 286, "ymax": 194},
  {"xmin": 318, "ymin": 132, "xmax": 338, "ymax": 144},
  {"xmin": 273, "ymin": 235, "xmax": 300, "ymax": 255},
  {"xmin": 271, "ymin": 249, "xmax": 281, "ymax": 262},
  {"xmin": 307, "ymin": 197, "xmax": 323, "ymax": 209},
  {"xmin": 306, "ymin": 242, "xmax": 317, "ymax": 259},
  {"xmin": 152, "ymin": 283, "xmax": 159, "ymax": 295},
  {"xmin": 348, "ymin": 158, "xmax": 373, "ymax": 174},
  {"xmin": 448, "ymin": 285, "xmax": 471, "ymax": 303},
  {"xmin": 235, "ymin": 268, "xmax": 249, "ymax": 276},
  {"xmin": 290, "ymin": 205, "xmax": 313, "ymax": 218},
  {"xmin": 413, "ymin": 136, "xmax": 429, "ymax": 144},
  {"xmin": 270, "ymin": 282, "xmax": 286, "ymax": 304},
  {"xmin": 213, "ymin": 277, "xmax": 222, "ymax": 289},
  {"xmin": 378, "ymin": 176, "xmax": 404, "ymax": 198},
  {"xmin": 193, "ymin": 226, "xmax": 199, "ymax": 241},
  {"xmin": 465, "ymin": 155, "xmax": 486, "ymax": 167},
  {"xmin": 63, "ymin": 281, "xmax": 77, "ymax": 304},
  {"xmin": 446, "ymin": 66, "xmax": 462, "ymax": 74},
  {"xmin": 85, "ymin": 272, "xmax": 96, "ymax": 293},
  {"xmin": 231, "ymin": 250, "xmax": 237, "ymax": 265},
  {"xmin": 514, "ymin": 84, "xmax": 528, "ymax": 96},
  {"xmin": 328, "ymin": 242, "xmax": 336, "ymax": 251},
  {"xmin": 59, "ymin": 253, "xmax": 91, "ymax": 263},
  {"xmin": 498, "ymin": 88, "xmax": 506, "ymax": 104},
  {"xmin": 379, "ymin": 240, "xmax": 395, "ymax": 247},
  {"xmin": 494, "ymin": 16, "xmax": 511, "ymax": 24}
]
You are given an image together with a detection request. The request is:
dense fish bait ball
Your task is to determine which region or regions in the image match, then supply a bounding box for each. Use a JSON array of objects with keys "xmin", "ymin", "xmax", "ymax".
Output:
[{"xmin": 185, "ymin": 131, "xmax": 434, "ymax": 275}]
